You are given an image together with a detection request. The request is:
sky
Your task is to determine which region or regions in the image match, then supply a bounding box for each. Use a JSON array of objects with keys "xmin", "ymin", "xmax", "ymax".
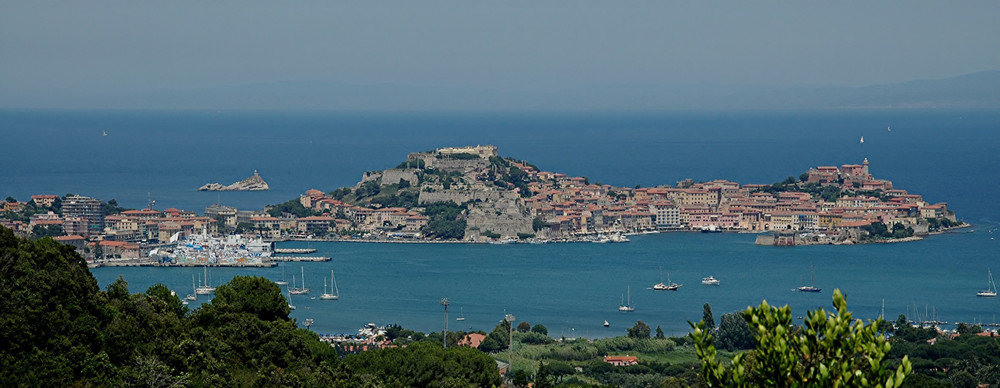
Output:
[{"xmin": 1, "ymin": 1, "xmax": 999, "ymax": 106}]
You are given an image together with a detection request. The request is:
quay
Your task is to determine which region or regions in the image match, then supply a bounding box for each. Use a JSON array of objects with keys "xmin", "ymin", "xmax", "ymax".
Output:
[
  {"xmin": 274, "ymin": 248, "xmax": 317, "ymax": 254},
  {"xmin": 89, "ymin": 261, "xmax": 277, "ymax": 268},
  {"xmin": 271, "ymin": 256, "xmax": 331, "ymax": 262}
]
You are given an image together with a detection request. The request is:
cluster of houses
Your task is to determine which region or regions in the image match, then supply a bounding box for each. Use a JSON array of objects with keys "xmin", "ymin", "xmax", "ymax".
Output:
[
  {"xmin": 1, "ymin": 152, "xmax": 958, "ymax": 250},
  {"xmin": 517, "ymin": 157, "xmax": 954, "ymax": 238}
]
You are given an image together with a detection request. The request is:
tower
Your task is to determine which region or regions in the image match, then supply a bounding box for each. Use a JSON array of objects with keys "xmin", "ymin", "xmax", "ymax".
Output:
[{"xmin": 862, "ymin": 158, "xmax": 870, "ymax": 176}]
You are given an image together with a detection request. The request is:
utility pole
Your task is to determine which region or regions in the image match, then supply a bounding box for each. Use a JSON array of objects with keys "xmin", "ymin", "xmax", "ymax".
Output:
[
  {"xmin": 440, "ymin": 298, "xmax": 450, "ymax": 348},
  {"xmin": 505, "ymin": 314, "xmax": 516, "ymax": 371}
]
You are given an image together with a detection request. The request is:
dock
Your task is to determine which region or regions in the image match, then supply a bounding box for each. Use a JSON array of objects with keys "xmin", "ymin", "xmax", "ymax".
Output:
[
  {"xmin": 274, "ymin": 248, "xmax": 318, "ymax": 254},
  {"xmin": 271, "ymin": 256, "xmax": 331, "ymax": 262},
  {"xmin": 89, "ymin": 261, "xmax": 278, "ymax": 268}
]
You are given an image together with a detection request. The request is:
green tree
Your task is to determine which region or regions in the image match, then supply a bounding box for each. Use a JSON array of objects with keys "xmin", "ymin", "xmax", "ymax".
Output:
[
  {"xmin": 703, "ymin": 303, "xmax": 715, "ymax": 331},
  {"xmin": 627, "ymin": 320, "xmax": 651, "ymax": 339},
  {"xmin": 692, "ymin": 289, "xmax": 912, "ymax": 387},
  {"xmin": 714, "ymin": 312, "xmax": 754, "ymax": 351},
  {"xmin": 532, "ymin": 324, "xmax": 548, "ymax": 336},
  {"xmin": 655, "ymin": 325, "xmax": 665, "ymax": 339},
  {"xmin": 534, "ymin": 361, "xmax": 554, "ymax": 388},
  {"xmin": 0, "ymin": 226, "xmax": 104, "ymax": 386}
]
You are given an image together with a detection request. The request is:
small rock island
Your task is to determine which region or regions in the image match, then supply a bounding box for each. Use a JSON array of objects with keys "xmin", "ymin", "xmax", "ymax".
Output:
[{"xmin": 199, "ymin": 170, "xmax": 270, "ymax": 191}]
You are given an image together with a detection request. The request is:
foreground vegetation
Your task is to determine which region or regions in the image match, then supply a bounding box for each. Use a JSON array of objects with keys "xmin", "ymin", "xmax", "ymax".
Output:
[{"xmin": 3, "ymin": 226, "xmax": 997, "ymax": 387}]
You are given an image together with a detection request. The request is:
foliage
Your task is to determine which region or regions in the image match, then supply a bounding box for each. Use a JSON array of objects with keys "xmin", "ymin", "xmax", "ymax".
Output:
[
  {"xmin": 703, "ymin": 303, "xmax": 715, "ymax": 331},
  {"xmin": 517, "ymin": 321, "xmax": 532, "ymax": 333},
  {"xmin": 714, "ymin": 312, "xmax": 754, "ymax": 351},
  {"xmin": 267, "ymin": 198, "xmax": 319, "ymax": 218},
  {"xmin": 860, "ymin": 222, "xmax": 915, "ymax": 241},
  {"xmin": 2, "ymin": 228, "xmax": 520, "ymax": 386},
  {"xmin": 342, "ymin": 341, "xmax": 502, "ymax": 387},
  {"xmin": 692, "ymin": 289, "xmax": 912, "ymax": 387},
  {"xmin": 370, "ymin": 189, "xmax": 418, "ymax": 209},
  {"xmin": 421, "ymin": 201, "xmax": 467, "ymax": 240},
  {"xmin": 0, "ymin": 226, "xmax": 103, "ymax": 386},
  {"xmin": 481, "ymin": 230, "xmax": 501, "ymax": 239},
  {"xmin": 627, "ymin": 320, "xmax": 652, "ymax": 339},
  {"xmin": 532, "ymin": 324, "xmax": 548, "ymax": 336},
  {"xmin": 103, "ymin": 198, "xmax": 130, "ymax": 216},
  {"xmin": 533, "ymin": 216, "xmax": 548, "ymax": 232},
  {"xmin": 443, "ymin": 152, "xmax": 480, "ymax": 160},
  {"xmin": 31, "ymin": 224, "xmax": 65, "ymax": 239},
  {"xmin": 329, "ymin": 187, "xmax": 352, "ymax": 201}
]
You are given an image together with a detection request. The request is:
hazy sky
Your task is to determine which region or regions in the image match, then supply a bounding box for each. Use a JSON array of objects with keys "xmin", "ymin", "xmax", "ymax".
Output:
[{"xmin": 2, "ymin": 1, "xmax": 999, "ymax": 99}]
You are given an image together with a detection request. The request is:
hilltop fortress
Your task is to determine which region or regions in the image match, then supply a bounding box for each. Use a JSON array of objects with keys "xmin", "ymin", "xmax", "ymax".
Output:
[{"xmin": 288, "ymin": 146, "xmax": 960, "ymax": 244}]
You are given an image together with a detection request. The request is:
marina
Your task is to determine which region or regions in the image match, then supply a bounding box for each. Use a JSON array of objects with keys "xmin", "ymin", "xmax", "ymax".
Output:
[{"xmin": 91, "ymin": 229, "xmax": 999, "ymax": 338}]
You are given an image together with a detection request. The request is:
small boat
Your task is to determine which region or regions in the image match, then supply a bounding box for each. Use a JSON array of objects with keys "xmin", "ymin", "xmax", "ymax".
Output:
[
  {"xmin": 653, "ymin": 267, "xmax": 680, "ymax": 290},
  {"xmin": 320, "ymin": 269, "xmax": 339, "ymax": 300},
  {"xmin": 603, "ymin": 320, "xmax": 610, "ymax": 327},
  {"xmin": 700, "ymin": 225, "xmax": 721, "ymax": 233},
  {"xmin": 701, "ymin": 276, "xmax": 720, "ymax": 285},
  {"xmin": 618, "ymin": 285, "xmax": 635, "ymax": 312},
  {"xmin": 797, "ymin": 265, "xmax": 821, "ymax": 293},
  {"xmin": 275, "ymin": 265, "xmax": 288, "ymax": 286},
  {"xmin": 456, "ymin": 307, "xmax": 465, "ymax": 321},
  {"xmin": 977, "ymin": 268, "xmax": 997, "ymax": 297},
  {"xmin": 185, "ymin": 274, "xmax": 198, "ymax": 301},
  {"xmin": 287, "ymin": 287, "xmax": 296, "ymax": 310}
]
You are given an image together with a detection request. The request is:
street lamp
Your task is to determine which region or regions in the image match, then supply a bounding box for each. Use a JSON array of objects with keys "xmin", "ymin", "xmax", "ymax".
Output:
[
  {"xmin": 505, "ymin": 314, "xmax": 515, "ymax": 369},
  {"xmin": 440, "ymin": 298, "xmax": 450, "ymax": 348}
]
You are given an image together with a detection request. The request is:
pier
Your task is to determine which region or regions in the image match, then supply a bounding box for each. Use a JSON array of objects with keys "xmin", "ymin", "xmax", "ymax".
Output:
[
  {"xmin": 274, "ymin": 248, "xmax": 318, "ymax": 254},
  {"xmin": 271, "ymin": 256, "xmax": 331, "ymax": 262},
  {"xmin": 89, "ymin": 261, "xmax": 278, "ymax": 268}
]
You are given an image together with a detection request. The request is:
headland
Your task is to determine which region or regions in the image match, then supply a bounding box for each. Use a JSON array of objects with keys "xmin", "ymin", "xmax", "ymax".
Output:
[{"xmin": 1, "ymin": 145, "xmax": 965, "ymax": 263}]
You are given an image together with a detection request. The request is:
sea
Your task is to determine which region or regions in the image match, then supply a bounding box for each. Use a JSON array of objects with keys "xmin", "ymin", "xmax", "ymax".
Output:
[{"xmin": 2, "ymin": 109, "xmax": 998, "ymax": 338}]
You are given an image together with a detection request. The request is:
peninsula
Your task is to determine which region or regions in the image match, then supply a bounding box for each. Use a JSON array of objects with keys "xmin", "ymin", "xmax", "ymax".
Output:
[
  {"xmin": 266, "ymin": 145, "xmax": 960, "ymax": 245},
  {"xmin": 198, "ymin": 170, "xmax": 270, "ymax": 191},
  {"xmin": 1, "ymin": 146, "xmax": 964, "ymax": 260}
]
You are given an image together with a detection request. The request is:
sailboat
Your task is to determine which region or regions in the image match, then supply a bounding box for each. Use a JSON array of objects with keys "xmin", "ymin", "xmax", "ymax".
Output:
[
  {"xmin": 290, "ymin": 266, "xmax": 310, "ymax": 295},
  {"xmin": 797, "ymin": 265, "xmax": 821, "ymax": 292},
  {"xmin": 456, "ymin": 307, "xmax": 465, "ymax": 321},
  {"xmin": 185, "ymin": 274, "xmax": 197, "ymax": 301},
  {"xmin": 287, "ymin": 287, "xmax": 296, "ymax": 310},
  {"xmin": 195, "ymin": 267, "xmax": 215, "ymax": 295},
  {"xmin": 320, "ymin": 269, "xmax": 339, "ymax": 300},
  {"xmin": 653, "ymin": 267, "xmax": 668, "ymax": 290},
  {"xmin": 977, "ymin": 268, "xmax": 997, "ymax": 297},
  {"xmin": 275, "ymin": 265, "xmax": 288, "ymax": 286},
  {"xmin": 618, "ymin": 285, "xmax": 635, "ymax": 312}
]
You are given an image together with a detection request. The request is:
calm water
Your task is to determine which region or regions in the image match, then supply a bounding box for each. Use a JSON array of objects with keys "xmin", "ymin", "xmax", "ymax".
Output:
[{"xmin": 3, "ymin": 109, "xmax": 999, "ymax": 336}]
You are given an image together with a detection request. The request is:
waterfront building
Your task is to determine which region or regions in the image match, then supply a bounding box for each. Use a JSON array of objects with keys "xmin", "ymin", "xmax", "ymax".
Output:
[
  {"xmin": 62, "ymin": 195, "xmax": 104, "ymax": 237},
  {"xmin": 205, "ymin": 204, "xmax": 237, "ymax": 227}
]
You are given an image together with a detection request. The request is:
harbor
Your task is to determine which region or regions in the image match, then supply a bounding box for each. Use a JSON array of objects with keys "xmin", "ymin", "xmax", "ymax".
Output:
[{"xmin": 91, "ymin": 228, "xmax": 1000, "ymax": 339}]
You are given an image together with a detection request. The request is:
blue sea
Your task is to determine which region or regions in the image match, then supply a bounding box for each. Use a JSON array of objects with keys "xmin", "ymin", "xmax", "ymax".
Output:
[{"xmin": 2, "ymin": 109, "xmax": 998, "ymax": 337}]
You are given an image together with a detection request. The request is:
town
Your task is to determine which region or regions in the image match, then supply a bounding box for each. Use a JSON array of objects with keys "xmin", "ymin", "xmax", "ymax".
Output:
[{"xmin": 1, "ymin": 145, "xmax": 962, "ymax": 263}]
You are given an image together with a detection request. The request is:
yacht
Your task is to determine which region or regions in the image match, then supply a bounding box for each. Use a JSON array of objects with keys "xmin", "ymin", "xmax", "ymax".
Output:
[
  {"xmin": 195, "ymin": 267, "xmax": 215, "ymax": 295},
  {"xmin": 289, "ymin": 266, "xmax": 310, "ymax": 295},
  {"xmin": 797, "ymin": 265, "xmax": 821, "ymax": 293},
  {"xmin": 603, "ymin": 320, "xmax": 610, "ymax": 327},
  {"xmin": 701, "ymin": 276, "xmax": 720, "ymax": 286},
  {"xmin": 618, "ymin": 285, "xmax": 635, "ymax": 312},
  {"xmin": 320, "ymin": 268, "xmax": 339, "ymax": 300},
  {"xmin": 977, "ymin": 268, "xmax": 997, "ymax": 297}
]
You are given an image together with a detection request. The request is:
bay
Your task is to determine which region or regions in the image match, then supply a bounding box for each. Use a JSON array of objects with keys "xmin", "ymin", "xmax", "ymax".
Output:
[{"xmin": 3, "ymin": 109, "xmax": 998, "ymax": 337}]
